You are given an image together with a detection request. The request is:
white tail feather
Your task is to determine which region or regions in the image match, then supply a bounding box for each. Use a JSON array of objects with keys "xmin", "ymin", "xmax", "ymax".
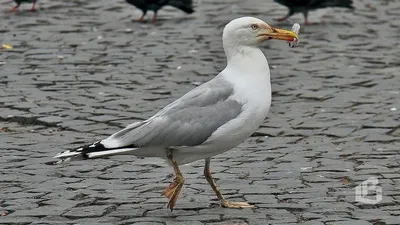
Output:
[
  {"xmin": 54, "ymin": 145, "xmax": 138, "ymax": 164},
  {"xmin": 54, "ymin": 150, "xmax": 82, "ymax": 159},
  {"xmin": 87, "ymin": 148, "xmax": 137, "ymax": 158}
]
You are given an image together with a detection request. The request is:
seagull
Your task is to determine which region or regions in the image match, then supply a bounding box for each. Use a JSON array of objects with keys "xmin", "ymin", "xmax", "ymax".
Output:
[
  {"xmin": 125, "ymin": 0, "xmax": 194, "ymax": 23},
  {"xmin": 274, "ymin": 0, "xmax": 354, "ymax": 24},
  {"xmin": 54, "ymin": 17, "xmax": 298, "ymax": 211},
  {"xmin": 7, "ymin": 0, "xmax": 37, "ymax": 12}
]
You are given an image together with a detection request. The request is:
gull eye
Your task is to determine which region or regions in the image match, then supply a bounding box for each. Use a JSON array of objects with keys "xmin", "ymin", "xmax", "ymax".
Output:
[{"xmin": 251, "ymin": 24, "xmax": 258, "ymax": 30}]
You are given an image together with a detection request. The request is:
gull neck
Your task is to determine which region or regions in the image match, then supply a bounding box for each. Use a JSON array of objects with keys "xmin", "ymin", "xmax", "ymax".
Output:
[{"xmin": 224, "ymin": 44, "xmax": 269, "ymax": 76}]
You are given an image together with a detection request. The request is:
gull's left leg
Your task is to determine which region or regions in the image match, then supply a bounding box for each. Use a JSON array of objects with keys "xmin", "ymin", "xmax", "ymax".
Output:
[
  {"xmin": 161, "ymin": 149, "xmax": 185, "ymax": 211},
  {"xmin": 204, "ymin": 158, "xmax": 254, "ymax": 208}
]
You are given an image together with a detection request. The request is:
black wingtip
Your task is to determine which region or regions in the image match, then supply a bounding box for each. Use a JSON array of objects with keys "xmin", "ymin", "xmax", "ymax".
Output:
[{"xmin": 76, "ymin": 141, "xmax": 107, "ymax": 154}]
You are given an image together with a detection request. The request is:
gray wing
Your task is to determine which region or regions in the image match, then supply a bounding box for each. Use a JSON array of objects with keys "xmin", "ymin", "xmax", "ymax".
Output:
[{"xmin": 101, "ymin": 76, "xmax": 243, "ymax": 148}]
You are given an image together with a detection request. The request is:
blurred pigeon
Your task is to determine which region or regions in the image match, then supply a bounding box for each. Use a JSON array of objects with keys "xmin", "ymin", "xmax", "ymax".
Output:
[
  {"xmin": 274, "ymin": 0, "xmax": 354, "ymax": 24},
  {"xmin": 125, "ymin": 0, "xmax": 194, "ymax": 23},
  {"xmin": 8, "ymin": 0, "xmax": 37, "ymax": 12}
]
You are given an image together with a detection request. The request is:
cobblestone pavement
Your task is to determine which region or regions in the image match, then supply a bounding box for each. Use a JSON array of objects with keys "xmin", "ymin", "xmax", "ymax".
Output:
[{"xmin": 1, "ymin": 0, "xmax": 399, "ymax": 224}]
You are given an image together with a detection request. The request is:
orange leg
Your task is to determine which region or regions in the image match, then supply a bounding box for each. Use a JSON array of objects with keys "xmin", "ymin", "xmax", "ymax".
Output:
[
  {"xmin": 161, "ymin": 149, "xmax": 184, "ymax": 211},
  {"xmin": 204, "ymin": 158, "xmax": 254, "ymax": 208}
]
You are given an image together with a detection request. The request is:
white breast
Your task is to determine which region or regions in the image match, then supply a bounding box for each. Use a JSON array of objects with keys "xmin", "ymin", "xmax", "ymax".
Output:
[{"xmin": 201, "ymin": 49, "xmax": 272, "ymax": 151}]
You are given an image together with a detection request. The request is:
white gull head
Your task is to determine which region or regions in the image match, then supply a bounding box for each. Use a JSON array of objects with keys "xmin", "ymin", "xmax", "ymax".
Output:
[{"xmin": 222, "ymin": 17, "xmax": 298, "ymax": 60}]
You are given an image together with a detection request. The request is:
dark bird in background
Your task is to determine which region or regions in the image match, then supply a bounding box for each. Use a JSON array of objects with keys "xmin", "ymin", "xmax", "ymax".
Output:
[
  {"xmin": 274, "ymin": 0, "xmax": 354, "ymax": 24},
  {"xmin": 8, "ymin": 0, "xmax": 37, "ymax": 12},
  {"xmin": 125, "ymin": 0, "xmax": 194, "ymax": 23}
]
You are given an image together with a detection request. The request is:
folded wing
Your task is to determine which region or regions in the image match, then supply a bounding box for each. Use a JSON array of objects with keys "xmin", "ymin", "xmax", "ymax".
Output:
[{"xmin": 101, "ymin": 77, "xmax": 243, "ymax": 149}]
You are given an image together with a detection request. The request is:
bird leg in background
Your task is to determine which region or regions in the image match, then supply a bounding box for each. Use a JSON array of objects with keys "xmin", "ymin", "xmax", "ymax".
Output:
[
  {"xmin": 162, "ymin": 149, "xmax": 185, "ymax": 211},
  {"xmin": 204, "ymin": 158, "xmax": 254, "ymax": 208},
  {"xmin": 137, "ymin": 11, "xmax": 147, "ymax": 22},
  {"xmin": 31, "ymin": 0, "xmax": 37, "ymax": 11},
  {"xmin": 151, "ymin": 12, "xmax": 158, "ymax": 23},
  {"xmin": 7, "ymin": 3, "xmax": 20, "ymax": 12},
  {"xmin": 302, "ymin": 10, "xmax": 310, "ymax": 25},
  {"xmin": 274, "ymin": 10, "xmax": 294, "ymax": 22}
]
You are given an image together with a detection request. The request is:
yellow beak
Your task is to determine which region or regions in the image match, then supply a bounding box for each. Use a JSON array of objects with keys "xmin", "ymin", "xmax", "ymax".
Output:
[{"xmin": 258, "ymin": 27, "xmax": 298, "ymax": 42}]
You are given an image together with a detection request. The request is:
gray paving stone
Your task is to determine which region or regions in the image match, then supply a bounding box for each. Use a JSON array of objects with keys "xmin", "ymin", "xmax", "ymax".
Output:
[
  {"xmin": 0, "ymin": 109, "xmax": 29, "ymax": 119},
  {"xmin": 321, "ymin": 127, "xmax": 357, "ymax": 137},
  {"xmin": 108, "ymin": 206, "xmax": 146, "ymax": 218},
  {"xmin": 117, "ymin": 217, "xmax": 169, "ymax": 224},
  {"xmin": 364, "ymin": 134, "xmax": 400, "ymax": 143},
  {"xmin": 381, "ymin": 216, "xmax": 400, "ymax": 225},
  {"xmin": 205, "ymin": 220, "xmax": 248, "ymax": 225},
  {"xmin": 0, "ymin": 217, "xmax": 42, "ymax": 224},
  {"xmin": 175, "ymin": 215, "xmax": 221, "ymax": 222},
  {"xmin": 259, "ymin": 203, "xmax": 309, "ymax": 211},
  {"xmin": 62, "ymin": 205, "xmax": 116, "ymax": 219},
  {"xmin": 10, "ymin": 205, "xmax": 71, "ymax": 217},
  {"xmin": 37, "ymin": 116, "xmax": 66, "ymax": 124},
  {"xmin": 299, "ymin": 90, "xmax": 336, "ymax": 101},
  {"xmin": 165, "ymin": 221, "xmax": 204, "ymax": 225},
  {"xmin": 87, "ymin": 115, "xmax": 122, "ymax": 122},
  {"xmin": 125, "ymin": 223, "xmax": 164, "ymax": 225},
  {"xmin": 298, "ymin": 222, "xmax": 325, "ymax": 225},
  {"xmin": 327, "ymin": 220, "xmax": 373, "ymax": 225},
  {"xmin": 146, "ymin": 209, "xmax": 198, "ymax": 217},
  {"xmin": 243, "ymin": 194, "xmax": 277, "ymax": 204}
]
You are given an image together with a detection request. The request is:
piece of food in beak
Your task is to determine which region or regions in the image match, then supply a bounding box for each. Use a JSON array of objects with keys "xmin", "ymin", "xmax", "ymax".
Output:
[{"xmin": 288, "ymin": 23, "xmax": 300, "ymax": 48}]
